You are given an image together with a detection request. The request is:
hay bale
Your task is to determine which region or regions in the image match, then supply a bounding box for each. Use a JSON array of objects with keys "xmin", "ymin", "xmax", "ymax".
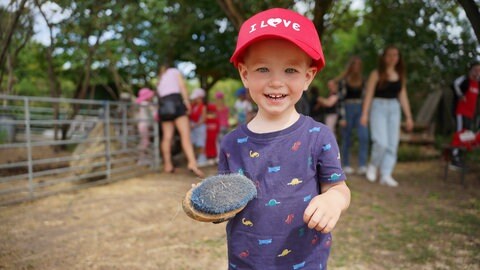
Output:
[{"xmin": 70, "ymin": 122, "xmax": 120, "ymax": 179}]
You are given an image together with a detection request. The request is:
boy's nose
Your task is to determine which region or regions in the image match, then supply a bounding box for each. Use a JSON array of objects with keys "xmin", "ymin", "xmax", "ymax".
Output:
[{"xmin": 268, "ymin": 73, "xmax": 285, "ymax": 88}]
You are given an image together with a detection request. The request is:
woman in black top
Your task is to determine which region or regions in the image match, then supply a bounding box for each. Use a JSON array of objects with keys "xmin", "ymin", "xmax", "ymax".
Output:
[
  {"xmin": 330, "ymin": 56, "xmax": 369, "ymax": 175},
  {"xmin": 360, "ymin": 45, "xmax": 414, "ymax": 187}
]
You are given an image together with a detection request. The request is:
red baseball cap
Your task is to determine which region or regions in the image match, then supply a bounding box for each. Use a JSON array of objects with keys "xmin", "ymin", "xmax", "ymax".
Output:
[{"xmin": 230, "ymin": 8, "xmax": 325, "ymax": 71}]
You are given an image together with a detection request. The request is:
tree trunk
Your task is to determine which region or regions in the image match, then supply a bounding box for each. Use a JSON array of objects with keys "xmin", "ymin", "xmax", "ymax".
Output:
[
  {"xmin": 6, "ymin": 54, "xmax": 15, "ymax": 96},
  {"xmin": 313, "ymin": 0, "xmax": 334, "ymax": 37},
  {"xmin": 0, "ymin": 0, "xmax": 28, "ymax": 75},
  {"xmin": 216, "ymin": 0, "xmax": 245, "ymax": 30},
  {"xmin": 35, "ymin": 0, "xmax": 62, "ymax": 141},
  {"xmin": 456, "ymin": 0, "xmax": 480, "ymax": 44}
]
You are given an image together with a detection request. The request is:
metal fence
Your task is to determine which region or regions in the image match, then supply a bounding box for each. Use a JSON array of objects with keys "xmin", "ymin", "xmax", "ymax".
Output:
[{"xmin": 0, "ymin": 94, "xmax": 160, "ymax": 206}]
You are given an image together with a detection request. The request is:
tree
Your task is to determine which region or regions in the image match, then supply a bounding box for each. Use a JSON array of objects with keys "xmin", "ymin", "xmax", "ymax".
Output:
[
  {"xmin": 456, "ymin": 0, "xmax": 480, "ymax": 43},
  {"xmin": 0, "ymin": 0, "xmax": 32, "ymax": 95}
]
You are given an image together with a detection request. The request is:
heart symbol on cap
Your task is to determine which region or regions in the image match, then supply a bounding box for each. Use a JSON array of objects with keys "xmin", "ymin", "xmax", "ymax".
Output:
[{"xmin": 267, "ymin": 18, "xmax": 282, "ymax": 27}]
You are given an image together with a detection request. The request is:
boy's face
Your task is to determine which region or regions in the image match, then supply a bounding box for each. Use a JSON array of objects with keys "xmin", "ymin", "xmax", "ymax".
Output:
[{"xmin": 237, "ymin": 39, "xmax": 317, "ymax": 117}]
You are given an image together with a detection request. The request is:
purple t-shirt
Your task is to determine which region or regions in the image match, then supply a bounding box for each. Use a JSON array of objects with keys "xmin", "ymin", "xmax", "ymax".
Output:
[{"xmin": 218, "ymin": 115, "xmax": 346, "ymax": 270}]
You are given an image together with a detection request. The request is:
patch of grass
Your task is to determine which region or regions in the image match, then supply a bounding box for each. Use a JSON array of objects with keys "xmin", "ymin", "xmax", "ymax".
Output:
[
  {"xmin": 370, "ymin": 203, "xmax": 386, "ymax": 214},
  {"xmin": 397, "ymin": 144, "xmax": 439, "ymax": 161}
]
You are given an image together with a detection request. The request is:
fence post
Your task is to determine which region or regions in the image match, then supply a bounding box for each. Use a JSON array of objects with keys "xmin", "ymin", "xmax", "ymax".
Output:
[
  {"xmin": 23, "ymin": 97, "xmax": 34, "ymax": 199},
  {"xmin": 121, "ymin": 102, "xmax": 127, "ymax": 150},
  {"xmin": 153, "ymin": 102, "xmax": 160, "ymax": 170},
  {"xmin": 104, "ymin": 101, "xmax": 111, "ymax": 179}
]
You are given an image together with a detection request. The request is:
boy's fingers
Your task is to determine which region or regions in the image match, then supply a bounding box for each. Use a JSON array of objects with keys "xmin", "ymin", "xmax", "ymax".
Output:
[
  {"xmin": 305, "ymin": 209, "xmax": 325, "ymax": 229},
  {"xmin": 319, "ymin": 215, "xmax": 340, "ymax": 234}
]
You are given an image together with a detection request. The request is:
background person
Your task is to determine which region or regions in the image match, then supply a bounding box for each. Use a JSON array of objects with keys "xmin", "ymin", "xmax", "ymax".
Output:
[
  {"xmin": 135, "ymin": 88, "xmax": 156, "ymax": 166},
  {"xmin": 205, "ymin": 103, "xmax": 220, "ymax": 165},
  {"xmin": 233, "ymin": 87, "xmax": 253, "ymax": 126},
  {"xmin": 156, "ymin": 64, "xmax": 204, "ymax": 177},
  {"xmin": 449, "ymin": 61, "xmax": 480, "ymax": 169},
  {"xmin": 331, "ymin": 56, "xmax": 369, "ymax": 175},
  {"xmin": 308, "ymin": 85, "xmax": 323, "ymax": 122},
  {"xmin": 316, "ymin": 80, "xmax": 340, "ymax": 133},
  {"xmin": 214, "ymin": 91, "xmax": 230, "ymax": 145},
  {"xmin": 360, "ymin": 45, "xmax": 414, "ymax": 187},
  {"xmin": 189, "ymin": 88, "xmax": 207, "ymax": 167}
]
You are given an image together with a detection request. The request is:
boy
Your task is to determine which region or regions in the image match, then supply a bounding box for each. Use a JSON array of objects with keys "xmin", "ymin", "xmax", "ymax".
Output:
[{"xmin": 218, "ymin": 8, "xmax": 351, "ymax": 269}]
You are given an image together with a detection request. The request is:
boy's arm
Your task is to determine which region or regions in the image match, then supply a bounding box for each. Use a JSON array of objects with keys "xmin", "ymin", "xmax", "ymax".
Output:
[{"xmin": 303, "ymin": 181, "xmax": 351, "ymax": 233}]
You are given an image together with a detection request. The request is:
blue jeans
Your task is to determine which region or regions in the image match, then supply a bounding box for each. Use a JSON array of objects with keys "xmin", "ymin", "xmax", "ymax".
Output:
[
  {"xmin": 369, "ymin": 98, "xmax": 401, "ymax": 177},
  {"xmin": 341, "ymin": 102, "xmax": 369, "ymax": 167}
]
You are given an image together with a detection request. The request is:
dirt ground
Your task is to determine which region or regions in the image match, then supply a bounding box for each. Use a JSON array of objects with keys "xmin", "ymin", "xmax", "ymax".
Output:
[{"xmin": 0, "ymin": 159, "xmax": 479, "ymax": 270}]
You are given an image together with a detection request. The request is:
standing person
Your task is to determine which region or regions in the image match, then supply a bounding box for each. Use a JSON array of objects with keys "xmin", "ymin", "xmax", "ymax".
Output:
[
  {"xmin": 156, "ymin": 65, "xmax": 204, "ymax": 177},
  {"xmin": 220, "ymin": 8, "xmax": 351, "ymax": 269},
  {"xmin": 295, "ymin": 91, "xmax": 311, "ymax": 115},
  {"xmin": 308, "ymin": 85, "xmax": 323, "ymax": 122},
  {"xmin": 234, "ymin": 87, "xmax": 254, "ymax": 126},
  {"xmin": 189, "ymin": 88, "xmax": 208, "ymax": 167},
  {"xmin": 360, "ymin": 45, "xmax": 414, "ymax": 187},
  {"xmin": 316, "ymin": 81, "xmax": 340, "ymax": 133},
  {"xmin": 214, "ymin": 91, "xmax": 230, "ymax": 148},
  {"xmin": 331, "ymin": 56, "xmax": 369, "ymax": 175},
  {"xmin": 205, "ymin": 103, "xmax": 220, "ymax": 164},
  {"xmin": 449, "ymin": 61, "xmax": 480, "ymax": 169},
  {"xmin": 135, "ymin": 88, "xmax": 156, "ymax": 166}
]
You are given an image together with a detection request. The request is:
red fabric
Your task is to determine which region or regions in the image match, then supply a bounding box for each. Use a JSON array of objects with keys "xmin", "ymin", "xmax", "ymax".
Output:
[
  {"xmin": 450, "ymin": 129, "xmax": 480, "ymax": 151},
  {"xmin": 205, "ymin": 104, "xmax": 220, "ymax": 158},
  {"xmin": 230, "ymin": 8, "xmax": 325, "ymax": 70},
  {"xmin": 456, "ymin": 80, "xmax": 479, "ymax": 118},
  {"xmin": 189, "ymin": 103, "xmax": 205, "ymax": 123}
]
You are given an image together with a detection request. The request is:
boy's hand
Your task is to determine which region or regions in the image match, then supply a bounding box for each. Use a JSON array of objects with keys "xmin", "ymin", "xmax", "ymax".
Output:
[
  {"xmin": 303, "ymin": 193, "xmax": 342, "ymax": 233},
  {"xmin": 303, "ymin": 182, "xmax": 350, "ymax": 234}
]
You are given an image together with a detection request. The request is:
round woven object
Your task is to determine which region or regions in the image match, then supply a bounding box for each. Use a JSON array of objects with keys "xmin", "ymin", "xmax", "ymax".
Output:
[{"xmin": 182, "ymin": 174, "xmax": 257, "ymax": 223}]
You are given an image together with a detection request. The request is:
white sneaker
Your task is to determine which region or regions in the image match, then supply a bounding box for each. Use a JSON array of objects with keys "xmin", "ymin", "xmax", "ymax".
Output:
[
  {"xmin": 366, "ymin": 164, "xmax": 377, "ymax": 182},
  {"xmin": 343, "ymin": 166, "xmax": 355, "ymax": 174},
  {"xmin": 357, "ymin": 166, "xmax": 367, "ymax": 175},
  {"xmin": 197, "ymin": 154, "xmax": 208, "ymax": 167},
  {"xmin": 380, "ymin": 175, "xmax": 399, "ymax": 187}
]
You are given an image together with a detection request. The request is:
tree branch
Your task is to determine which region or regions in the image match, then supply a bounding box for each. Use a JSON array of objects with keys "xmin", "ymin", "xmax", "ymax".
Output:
[{"xmin": 456, "ymin": 0, "xmax": 480, "ymax": 44}]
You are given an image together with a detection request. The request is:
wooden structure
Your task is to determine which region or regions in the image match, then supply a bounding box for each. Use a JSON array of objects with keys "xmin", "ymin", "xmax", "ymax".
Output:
[{"xmin": 400, "ymin": 90, "xmax": 443, "ymax": 144}]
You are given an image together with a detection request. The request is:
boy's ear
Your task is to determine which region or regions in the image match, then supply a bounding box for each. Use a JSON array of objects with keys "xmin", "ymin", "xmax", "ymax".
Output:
[
  {"xmin": 238, "ymin": 63, "xmax": 249, "ymax": 89},
  {"xmin": 304, "ymin": 66, "xmax": 318, "ymax": 90}
]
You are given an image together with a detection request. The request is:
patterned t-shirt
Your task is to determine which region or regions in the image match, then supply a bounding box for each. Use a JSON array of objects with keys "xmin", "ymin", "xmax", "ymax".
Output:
[{"xmin": 218, "ymin": 114, "xmax": 346, "ymax": 270}]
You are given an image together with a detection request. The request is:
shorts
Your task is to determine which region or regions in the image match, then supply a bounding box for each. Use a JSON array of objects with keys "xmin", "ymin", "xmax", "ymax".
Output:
[
  {"xmin": 159, "ymin": 93, "xmax": 187, "ymax": 122},
  {"xmin": 191, "ymin": 124, "xmax": 206, "ymax": 148}
]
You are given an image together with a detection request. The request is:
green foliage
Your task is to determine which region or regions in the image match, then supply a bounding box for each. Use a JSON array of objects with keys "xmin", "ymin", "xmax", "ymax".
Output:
[
  {"xmin": 0, "ymin": 130, "xmax": 7, "ymax": 144},
  {"xmin": 1, "ymin": 0, "xmax": 479, "ymax": 124}
]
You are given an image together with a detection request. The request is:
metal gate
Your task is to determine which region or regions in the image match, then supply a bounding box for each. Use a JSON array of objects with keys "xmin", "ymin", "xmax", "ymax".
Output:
[{"xmin": 0, "ymin": 95, "xmax": 160, "ymax": 206}]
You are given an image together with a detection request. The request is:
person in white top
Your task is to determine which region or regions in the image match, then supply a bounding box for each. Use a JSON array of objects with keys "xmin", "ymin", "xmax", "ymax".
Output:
[{"xmin": 136, "ymin": 88, "xmax": 156, "ymax": 165}]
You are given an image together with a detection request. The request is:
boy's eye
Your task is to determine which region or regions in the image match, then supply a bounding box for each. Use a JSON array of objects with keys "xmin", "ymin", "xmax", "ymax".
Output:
[
  {"xmin": 285, "ymin": 68, "xmax": 298, "ymax": 74},
  {"xmin": 256, "ymin": 67, "xmax": 269, "ymax": 73}
]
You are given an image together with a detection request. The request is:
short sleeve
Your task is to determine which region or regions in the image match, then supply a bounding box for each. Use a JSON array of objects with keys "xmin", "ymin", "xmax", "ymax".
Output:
[{"xmin": 315, "ymin": 128, "xmax": 346, "ymax": 183}]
